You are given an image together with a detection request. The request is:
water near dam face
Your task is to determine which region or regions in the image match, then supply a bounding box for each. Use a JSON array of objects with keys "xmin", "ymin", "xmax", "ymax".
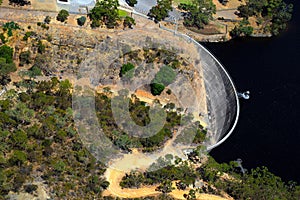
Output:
[{"xmin": 204, "ymin": 0, "xmax": 300, "ymax": 183}]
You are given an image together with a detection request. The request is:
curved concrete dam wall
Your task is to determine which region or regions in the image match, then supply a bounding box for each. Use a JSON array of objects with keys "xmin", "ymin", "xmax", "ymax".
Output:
[
  {"xmin": 195, "ymin": 42, "xmax": 240, "ymax": 150},
  {"xmin": 188, "ymin": 38, "xmax": 240, "ymax": 150},
  {"xmin": 157, "ymin": 24, "xmax": 240, "ymax": 151},
  {"xmin": 159, "ymin": 27, "xmax": 240, "ymax": 150}
]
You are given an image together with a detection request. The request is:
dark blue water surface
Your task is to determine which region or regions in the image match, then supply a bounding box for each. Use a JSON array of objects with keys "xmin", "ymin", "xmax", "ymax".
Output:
[{"xmin": 203, "ymin": 0, "xmax": 300, "ymax": 183}]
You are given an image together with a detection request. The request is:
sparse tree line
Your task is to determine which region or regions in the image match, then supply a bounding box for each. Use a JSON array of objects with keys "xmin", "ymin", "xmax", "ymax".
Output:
[{"xmin": 3, "ymin": 0, "xmax": 293, "ymax": 37}]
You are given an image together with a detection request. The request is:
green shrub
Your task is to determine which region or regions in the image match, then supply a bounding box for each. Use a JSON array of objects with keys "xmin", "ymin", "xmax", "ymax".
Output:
[
  {"xmin": 57, "ymin": 10, "xmax": 69, "ymax": 22},
  {"xmin": 77, "ymin": 16, "xmax": 86, "ymax": 26},
  {"xmin": 19, "ymin": 51, "xmax": 31, "ymax": 66},
  {"xmin": 0, "ymin": 33, "xmax": 6, "ymax": 44},
  {"xmin": 150, "ymin": 83, "xmax": 165, "ymax": 96},
  {"xmin": 37, "ymin": 40, "xmax": 45, "ymax": 54},
  {"xmin": 44, "ymin": 16, "xmax": 51, "ymax": 24},
  {"xmin": 126, "ymin": 0, "xmax": 137, "ymax": 7},
  {"xmin": 2, "ymin": 22, "xmax": 20, "ymax": 30},
  {"xmin": 150, "ymin": 65, "xmax": 176, "ymax": 95},
  {"xmin": 7, "ymin": 29, "xmax": 13, "ymax": 37},
  {"xmin": 9, "ymin": 150, "xmax": 27, "ymax": 166},
  {"xmin": 28, "ymin": 66, "xmax": 42, "ymax": 77},
  {"xmin": 23, "ymin": 31, "xmax": 33, "ymax": 41},
  {"xmin": 0, "ymin": 45, "xmax": 14, "ymax": 63},
  {"xmin": 120, "ymin": 62, "xmax": 135, "ymax": 77}
]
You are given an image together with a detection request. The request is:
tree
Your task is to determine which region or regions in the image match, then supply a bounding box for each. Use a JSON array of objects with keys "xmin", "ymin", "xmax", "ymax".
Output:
[
  {"xmin": 120, "ymin": 62, "xmax": 135, "ymax": 77},
  {"xmin": 9, "ymin": 150, "xmax": 27, "ymax": 166},
  {"xmin": 180, "ymin": 0, "xmax": 216, "ymax": 29},
  {"xmin": 37, "ymin": 40, "xmax": 45, "ymax": 54},
  {"xmin": 0, "ymin": 45, "xmax": 14, "ymax": 63},
  {"xmin": 7, "ymin": 102, "xmax": 34, "ymax": 125},
  {"xmin": 77, "ymin": 16, "xmax": 86, "ymax": 26},
  {"xmin": 19, "ymin": 51, "xmax": 31, "ymax": 66},
  {"xmin": 150, "ymin": 83, "xmax": 165, "ymax": 96},
  {"xmin": 126, "ymin": 0, "xmax": 137, "ymax": 7},
  {"xmin": 184, "ymin": 189, "xmax": 196, "ymax": 200},
  {"xmin": 57, "ymin": 10, "xmax": 69, "ymax": 22},
  {"xmin": 148, "ymin": 0, "xmax": 173, "ymax": 22},
  {"xmin": 230, "ymin": 19, "xmax": 254, "ymax": 38},
  {"xmin": 53, "ymin": 160, "xmax": 66, "ymax": 172},
  {"xmin": 44, "ymin": 16, "xmax": 51, "ymax": 24},
  {"xmin": 156, "ymin": 180, "xmax": 174, "ymax": 193},
  {"xmin": 0, "ymin": 46, "xmax": 16, "ymax": 85},
  {"xmin": 120, "ymin": 171, "xmax": 144, "ymax": 188},
  {"xmin": 269, "ymin": 2, "xmax": 293, "ymax": 35},
  {"xmin": 28, "ymin": 65, "xmax": 42, "ymax": 77},
  {"xmin": 11, "ymin": 130, "xmax": 28, "ymax": 148},
  {"xmin": 89, "ymin": 0, "xmax": 120, "ymax": 28},
  {"xmin": 24, "ymin": 184, "xmax": 38, "ymax": 194},
  {"xmin": 9, "ymin": 0, "xmax": 30, "ymax": 6},
  {"xmin": 123, "ymin": 16, "xmax": 136, "ymax": 29}
]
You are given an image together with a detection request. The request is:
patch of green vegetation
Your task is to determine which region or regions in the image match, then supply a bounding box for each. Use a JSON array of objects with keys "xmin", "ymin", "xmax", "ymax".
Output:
[
  {"xmin": 173, "ymin": 0, "xmax": 192, "ymax": 5},
  {"xmin": 2, "ymin": 22, "xmax": 20, "ymax": 30},
  {"xmin": 120, "ymin": 157, "xmax": 197, "ymax": 189},
  {"xmin": 0, "ymin": 45, "xmax": 16, "ymax": 85},
  {"xmin": 202, "ymin": 156, "xmax": 300, "ymax": 199},
  {"xmin": 0, "ymin": 33, "xmax": 6, "ymax": 44},
  {"xmin": 150, "ymin": 65, "xmax": 176, "ymax": 96},
  {"xmin": 118, "ymin": 9, "xmax": 128, "ymax": 17},
  {"xmin": 120, "ymin": 62, "xmax": 135, "ymax": 78},
  {"xmin": 150, "ymin": 83, "xmax": 165, "ymax": 96},
  {"xmin": 152, "ymin": 65, "xmax": 176, "ymax": 86},
  {"xmin": 2, "ymin": 22, "xmax": 20, "ymax": 38},
  {"xmin": 120, "ymin": 153, "xmax": 300, "ymax": 198},
  {"xmin": 29, "ymin": 66, "xmax": 42, "ymax": 76},
  {"xmin": 95, "ymin": 93, "xmax": 181, "ymax": 152}
]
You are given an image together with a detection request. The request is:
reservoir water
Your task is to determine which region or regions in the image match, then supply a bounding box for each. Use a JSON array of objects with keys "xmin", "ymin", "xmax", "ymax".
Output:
[{"xmin": 203, "ymin": 0, "xmax": 300, "ymax": 183}]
